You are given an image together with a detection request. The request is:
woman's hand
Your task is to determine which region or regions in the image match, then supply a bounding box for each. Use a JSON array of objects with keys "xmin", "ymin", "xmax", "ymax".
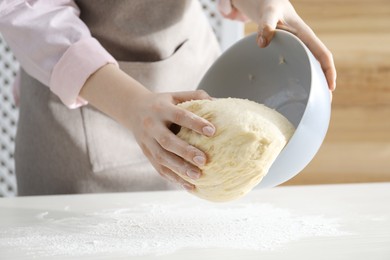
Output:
[
  {"xmin": 224, "ymin": 0, "xmax": 336, "ymax": 91},
  {"xmin": 80, "ymin": 64, "xmax": 215, "ymax": 191},
  {"xmin": 128, "ymin": 90, "xmax": 215, "ymax": 191}
]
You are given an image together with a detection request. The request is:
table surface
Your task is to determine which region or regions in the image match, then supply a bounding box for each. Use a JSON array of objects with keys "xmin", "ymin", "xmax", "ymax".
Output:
[{"xmin": 0, "ymin": 183, "xmax": 389, "ymax": 260}]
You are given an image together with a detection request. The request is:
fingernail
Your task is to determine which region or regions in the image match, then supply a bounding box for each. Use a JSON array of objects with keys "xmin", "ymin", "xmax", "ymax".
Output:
[
  {"xmin": 202, "ymin": 126, "xmax": 215, "ymax": 136},
  {"xmin": 186, "ymin": 169, "xmax": 200, "ymax": 180},
  {"xmin": 193, "ymin": 155, "xmax": 205, "ymax": 166},
  {"xmin": 182, "ymin": 183, "xmax": 194, "ymax": 191}
]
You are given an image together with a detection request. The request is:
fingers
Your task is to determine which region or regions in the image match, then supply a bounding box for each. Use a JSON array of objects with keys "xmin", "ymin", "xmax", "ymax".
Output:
[
  {"xmin": 145, "ymin": 134, "xmax": 203, "ymax": 181},
  {"xmin": 170, "ymin": 90, "xmax": 216, "ymax": 137},
  {"xmin": 169, "ymin": 105, "xmax": 215, "ymax": 137},
  {"xmin": 323, "ymin": 52, "xmax": 337, "ymax": 91},
  {"xmin": 135, "ymin": 91, "xmax": 215, "ymax": 192},
  {"xmin": 286, "ymin": 14, "xmax": 337, "ymax": 90},
  {"xmin": 256, "ymin": 5, "xmax": 280, "ymax": 48},
  {"xmin": 146, "ymin": 139, "xmax": 199, "ymax": 190},
  {"xmin": 159, "ymin": 166, "xmax": 195, "ymax": 191},
  {"xmin": 147, "ymin": 155, "xmax": 195, "ymax": 191},
  {"xmin": 172, "ymin": 90, "xmax": 212, "ymax": 104},
  {"xmin": 252, "ymin": 0, "xmax": 337, "ymax": 91},
  {"xmin": 156, "ymin": 127, "xmax": 207, "ymax": 168},
  {"xmin": 298, "ymin": 26, "xmax": 336, "ymax": 90}
]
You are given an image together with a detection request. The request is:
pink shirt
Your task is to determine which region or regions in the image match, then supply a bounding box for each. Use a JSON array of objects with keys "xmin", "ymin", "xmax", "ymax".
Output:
[{"xmin": 0, "ymin": 0, "xmax": 244, "ymax": 108}]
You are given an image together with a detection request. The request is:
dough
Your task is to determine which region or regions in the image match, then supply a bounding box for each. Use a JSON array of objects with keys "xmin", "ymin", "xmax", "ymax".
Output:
[{"xmin": 177, "ymin": 98, "xmax": 295, "ymax": 202}]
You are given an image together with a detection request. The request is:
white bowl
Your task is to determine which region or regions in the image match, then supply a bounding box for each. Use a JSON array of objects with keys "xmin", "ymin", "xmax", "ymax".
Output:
[{"xmin": 197, "ymin": 29, "xmax": 331, "ymax": 188}]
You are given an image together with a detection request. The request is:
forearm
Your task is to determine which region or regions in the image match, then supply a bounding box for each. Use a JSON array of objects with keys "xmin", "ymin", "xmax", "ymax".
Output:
[
  {"xmin": 79, "ymin": 63, "xmax": 216, "ymax": 190},
  {"xmin": 79, "ymin": 64, "xmax": 151, "ymax": 130}
]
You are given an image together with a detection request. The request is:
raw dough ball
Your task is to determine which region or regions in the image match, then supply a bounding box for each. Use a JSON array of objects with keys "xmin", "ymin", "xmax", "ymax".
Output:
[{"xmin": 177, "ymin": 98, "xmax": 295, "ymax": 202}]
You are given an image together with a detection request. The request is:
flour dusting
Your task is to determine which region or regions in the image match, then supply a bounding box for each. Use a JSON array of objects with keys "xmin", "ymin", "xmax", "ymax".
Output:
[{"xmin": 0, "ymin": 203, "xmax": 347, "ymax": 257}]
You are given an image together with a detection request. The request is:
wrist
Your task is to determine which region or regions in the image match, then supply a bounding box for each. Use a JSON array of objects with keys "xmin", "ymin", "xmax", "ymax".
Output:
[{"xmin": 80, "ymin": 64, "xmax": 150, "ymax": 129}]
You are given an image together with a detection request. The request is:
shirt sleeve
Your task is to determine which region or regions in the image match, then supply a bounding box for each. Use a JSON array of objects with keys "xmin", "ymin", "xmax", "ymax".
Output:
[{"xmin": 0, "ymin": 0, "xmax": 118, "ymax": 108}]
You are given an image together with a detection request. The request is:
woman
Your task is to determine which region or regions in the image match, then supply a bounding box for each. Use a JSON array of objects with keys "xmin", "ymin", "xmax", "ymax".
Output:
[{"xmin": 0, "ymin": 0, "xmax": 336, "ymax": 195}]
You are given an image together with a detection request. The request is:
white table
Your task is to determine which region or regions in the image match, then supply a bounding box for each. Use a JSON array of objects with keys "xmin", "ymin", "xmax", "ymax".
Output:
[{"xmin": 0, "ymin": 183, "xmax": 389, "ymax": 260}]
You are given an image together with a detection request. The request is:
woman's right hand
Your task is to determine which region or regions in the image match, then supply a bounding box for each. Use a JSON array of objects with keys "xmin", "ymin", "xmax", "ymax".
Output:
[
  {"xmin": 128, "ymin": 90, "xmax": 216, "ymax": 191},
  {"xmin": 80, "ymin": 64, "xmax": 215, "ymax": 190}
]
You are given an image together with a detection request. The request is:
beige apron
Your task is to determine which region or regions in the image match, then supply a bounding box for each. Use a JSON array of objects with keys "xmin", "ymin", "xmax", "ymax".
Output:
[{"xmin": 15, "ymin": 0, "xmax": 220, "ymax": 195}]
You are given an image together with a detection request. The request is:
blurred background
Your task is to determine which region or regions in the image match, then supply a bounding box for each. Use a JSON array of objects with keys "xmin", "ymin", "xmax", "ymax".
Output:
[
  {"xmin": 276, "ymin": 0, "xmax": 390, "ymax": 185},
  {"xmin": 0, "ymin": 0, "xmax": 389, "ymax": 196}
]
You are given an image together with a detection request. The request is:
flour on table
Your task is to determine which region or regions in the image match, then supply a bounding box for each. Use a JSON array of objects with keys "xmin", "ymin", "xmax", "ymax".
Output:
[{"xmin": 0, "ymin": 203, "xmax": 348, "ymax": 257}]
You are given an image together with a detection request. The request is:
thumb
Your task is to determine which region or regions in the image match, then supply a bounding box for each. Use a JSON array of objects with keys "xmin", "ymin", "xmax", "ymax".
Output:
[{"xmin": 256, "ymin": 6, "xmax": 279, "ymax": 48}]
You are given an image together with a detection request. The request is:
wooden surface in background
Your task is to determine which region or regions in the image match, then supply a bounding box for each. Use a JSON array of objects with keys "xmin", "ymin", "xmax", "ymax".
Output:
[{"xmin": 245, "ymin": 0, "xmax": 390, "ymax": 184}]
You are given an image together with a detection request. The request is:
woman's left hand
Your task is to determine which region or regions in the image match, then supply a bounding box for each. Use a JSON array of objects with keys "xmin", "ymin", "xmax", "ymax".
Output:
[{"xmin": 220, "ymin": 0, "xmax": 336, "ymax": 92}]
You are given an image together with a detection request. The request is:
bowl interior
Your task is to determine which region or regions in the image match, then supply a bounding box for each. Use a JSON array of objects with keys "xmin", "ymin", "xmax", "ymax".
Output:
[
  {"xmin": 197, "ymin": 30, "xmax": 312, "ymax": 128},
  {"xmin": 197, "ymin": 30, "xmax": 331, "ymax": 188}
]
